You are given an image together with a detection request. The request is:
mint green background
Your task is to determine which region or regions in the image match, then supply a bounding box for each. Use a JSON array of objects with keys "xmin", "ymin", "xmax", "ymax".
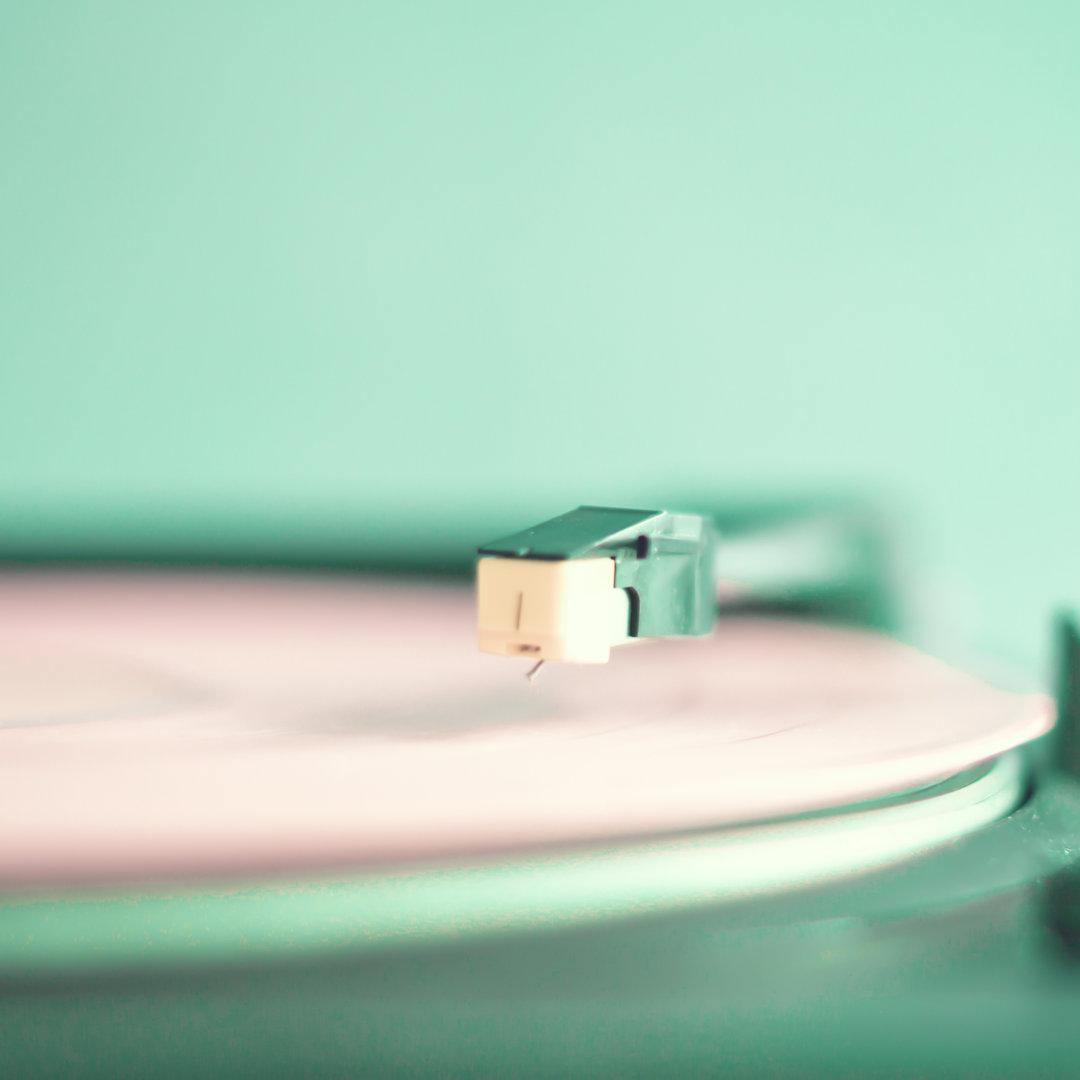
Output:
[{"xmin": 2, "ymin": 3, "xmax": 1078, "ymax": 671}]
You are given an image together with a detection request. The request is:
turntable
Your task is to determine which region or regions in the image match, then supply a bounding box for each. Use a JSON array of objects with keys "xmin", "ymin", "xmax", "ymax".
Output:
[{"xmin": 1, "ymin": 505, "xmax": 1078, "ymax": 1079}]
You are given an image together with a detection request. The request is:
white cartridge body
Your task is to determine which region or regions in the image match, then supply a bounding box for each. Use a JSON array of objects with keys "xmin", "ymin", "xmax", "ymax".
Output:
[{"xmin": 476, "ymin": 556, "xmax": 629, "ymax": 663}]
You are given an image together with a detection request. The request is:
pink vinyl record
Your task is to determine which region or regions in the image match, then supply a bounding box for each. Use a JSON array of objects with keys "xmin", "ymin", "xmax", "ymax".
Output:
[{"xmin": 0, "ymin": 572, "xmax": 1053, "ymax": 888}]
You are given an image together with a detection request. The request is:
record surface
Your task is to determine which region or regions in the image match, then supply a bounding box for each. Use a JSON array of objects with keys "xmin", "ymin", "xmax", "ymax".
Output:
[{"xmin": 0, "ymin": 573, "xmax": 1054, "ymax": 887}]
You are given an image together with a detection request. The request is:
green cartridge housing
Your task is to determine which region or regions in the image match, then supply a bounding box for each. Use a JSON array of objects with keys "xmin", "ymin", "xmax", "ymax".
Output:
[{"xmin": 478, "ymin": 506, "xmax": 716, "ymax": 641}]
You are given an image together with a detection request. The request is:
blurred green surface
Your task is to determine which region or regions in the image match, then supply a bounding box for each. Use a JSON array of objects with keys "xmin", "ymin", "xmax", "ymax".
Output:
[{"xmin": 2, "ymin": 2, "xmax": 1078, "ymax": 671}]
